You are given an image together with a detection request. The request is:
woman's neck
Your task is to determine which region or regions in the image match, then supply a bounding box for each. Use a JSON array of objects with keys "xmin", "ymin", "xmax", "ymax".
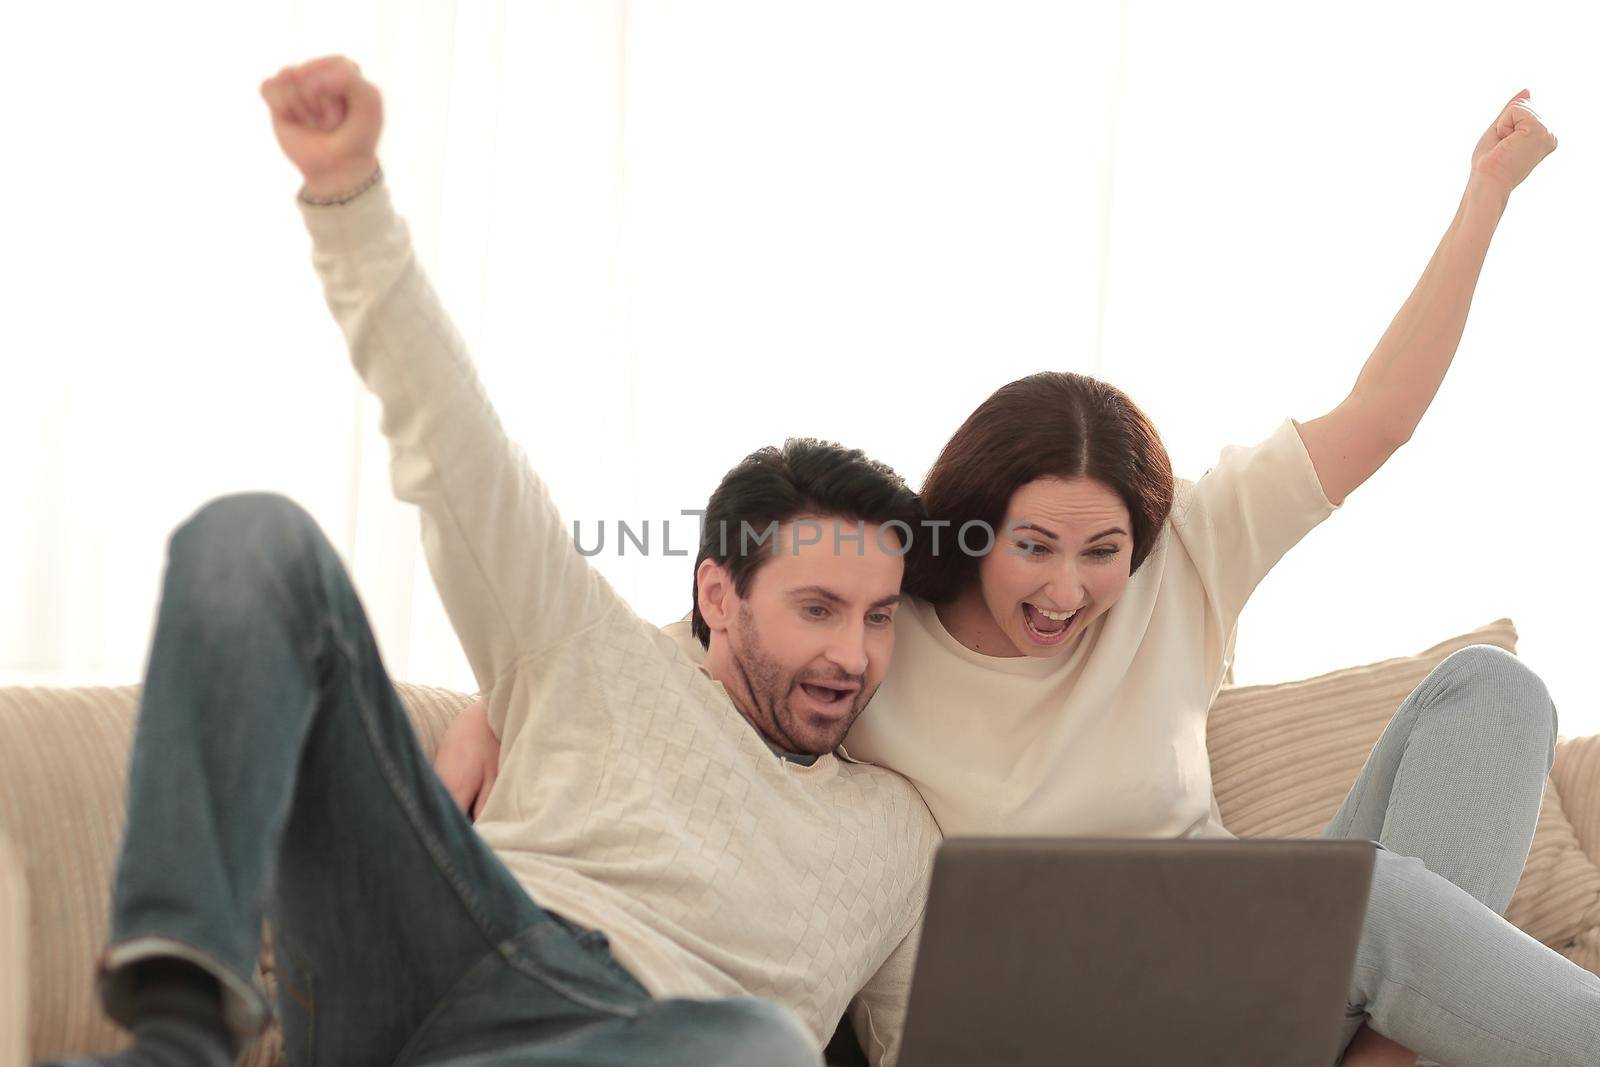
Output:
[{"xmin": 934, "ymin": 585, "xmax": 1023, "ymax": 658}]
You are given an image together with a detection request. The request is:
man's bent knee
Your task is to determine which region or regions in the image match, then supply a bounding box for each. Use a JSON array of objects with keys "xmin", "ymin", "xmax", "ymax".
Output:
[
  {"xmin": 180, "ymin": 491, "xmax": 319, "ymax": 544},
  {"xmin": 171, "ymin": 492, "xmax": 329, "ymax": 573},
  {"xmin": 165, "ymin": 493, "xmax": 339, "ymax": 623}
]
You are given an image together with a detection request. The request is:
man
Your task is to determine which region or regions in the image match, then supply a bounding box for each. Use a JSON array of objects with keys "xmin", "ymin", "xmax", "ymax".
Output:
[{"xmin": 42, "ymin": 54, "xmax": 936, "ymax": 1067}]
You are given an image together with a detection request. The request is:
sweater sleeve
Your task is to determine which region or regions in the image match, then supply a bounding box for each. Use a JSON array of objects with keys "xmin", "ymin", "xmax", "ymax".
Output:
[
  {"xmin": 299, "ymin": 179, "xmax": 619, "ymax": 702},
  {"xmin": 848, "ymin": 916, "xmax": 923, "ymax": 1067},
  {"xmin": 1167, "ymin": 417, "xmax": 1339, "ymax": 636}
]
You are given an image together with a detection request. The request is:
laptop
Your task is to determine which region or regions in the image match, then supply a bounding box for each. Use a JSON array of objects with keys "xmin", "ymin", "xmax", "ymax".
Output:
[{"xmin": 897, "ymin": 837, "xmax": 1376, "ymax": 1067}]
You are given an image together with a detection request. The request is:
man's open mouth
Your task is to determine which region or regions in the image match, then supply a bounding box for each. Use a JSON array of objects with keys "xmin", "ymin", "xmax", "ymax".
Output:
[{"xmin": 798, "ymin": 682, "xmax": 857, "ymax": 709}]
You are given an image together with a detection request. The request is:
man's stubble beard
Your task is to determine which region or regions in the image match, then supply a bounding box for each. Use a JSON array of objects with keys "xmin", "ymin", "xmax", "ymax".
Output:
[{"xmin": 731, "ymin": 602, "xmax": 870, "ymax": 756}]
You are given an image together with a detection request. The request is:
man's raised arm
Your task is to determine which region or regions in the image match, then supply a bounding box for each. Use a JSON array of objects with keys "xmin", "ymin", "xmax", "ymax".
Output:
[{"xmin": 260, "ymin": 56, "xmax": 618, "ymax": 717}]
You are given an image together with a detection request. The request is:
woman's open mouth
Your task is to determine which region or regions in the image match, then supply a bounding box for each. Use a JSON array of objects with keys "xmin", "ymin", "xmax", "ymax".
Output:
[{"xmin": 1022, "ymin": 602, "xmax": 1080, "ymax": 646}]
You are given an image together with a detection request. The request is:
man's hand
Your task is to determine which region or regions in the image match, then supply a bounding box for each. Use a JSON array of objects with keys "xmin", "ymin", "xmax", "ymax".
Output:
[
  {"xmin": 1468, "ymin": 89, "xmax": 1557, "ymax": 202},
  {"xmin": 433, "ymin": 698, "xmax": 502, "ymax": 822},
  {"xmin": 260, "ymin": 55, "xmax": 383, "ymax": 200}
]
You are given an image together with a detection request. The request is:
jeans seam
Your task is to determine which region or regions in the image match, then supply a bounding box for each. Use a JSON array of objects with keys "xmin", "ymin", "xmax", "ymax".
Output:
[
  {"xmin": 313, "ymin": 615, "xmax": 648, "ymax": 1035},
  {"xmin": 270, "ymin": 544, "xmax": 641, "ymax": 1019},
  {"xmin": 388, "ymin": 942, "xmax": 514, "ymax": 1067},
  {"xmin": 389, "ymin": 925, "xmax": 644, "ymax": 1067},
  {"xmin": 1357, "ymin": 964, "xmax": 1588, "ymax": 1067},
  {"xmin": 276, "ymin": 934, "xmax": 317, "ymax": 1067},
  {"xmin": 580, "ymin": 933, "xmax": 650, "ymax": 994},
  {"xmin": 246, "ymin": 532, "xmax": 507, "ymax": 952},
  {"xmin": 447, "ymin": 989, "xmax": 656, "ymax": 1062},
  {"xmin": 581, "ymin": 940, "xmax": 651, "ymax": 999},
  {"xmin": 330, "ymin": 618, "xmax": 504, "ymax": 944},
  {"xmin": 1339, "ymin": 714, "xmax": 1407, "ymax": 843},
  {"xmin": 501, "ymin": 922, "xmax": 648, "ymax": 1017},
  {"xmin": 1356, "ymin": 653, "xmax": 1470, "ymax": 844}
]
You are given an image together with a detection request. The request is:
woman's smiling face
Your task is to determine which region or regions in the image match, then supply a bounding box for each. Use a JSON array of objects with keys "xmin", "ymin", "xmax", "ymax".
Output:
[{"xmin": 972, "ymin": 475, "xmax": 1135, "ymax": 657}]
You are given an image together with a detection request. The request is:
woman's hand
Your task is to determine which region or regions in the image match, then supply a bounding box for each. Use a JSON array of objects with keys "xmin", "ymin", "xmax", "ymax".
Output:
[
  {"xmin": 433, "ymin": 698, "xmax": 501, "ymax": 822},
  {"xmin": 1469, "ymin": 89, "xmax": 1558, "ymax": 201},
  {"xmin": 259, "ymin": 54, "xmax": 384, "ymax": 200}
]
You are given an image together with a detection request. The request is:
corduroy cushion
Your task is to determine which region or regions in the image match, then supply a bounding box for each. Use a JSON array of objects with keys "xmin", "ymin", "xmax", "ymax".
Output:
[
  {"xmin": 1544, "ymin": 734, "xmax": 1600, "ymax": 973},
  {"xmin": 0, "ymin": 681, "xmax": 477, "ymax": 1064},
  {"xmin": 1209, "ymin": 618, "xmax": 1600, "ymax": 970}
]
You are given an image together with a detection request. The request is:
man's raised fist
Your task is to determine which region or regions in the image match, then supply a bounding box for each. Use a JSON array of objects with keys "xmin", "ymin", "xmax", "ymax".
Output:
[{"xmin": 261, "ymin": 55, "xmax": 383, "ymax": 200}]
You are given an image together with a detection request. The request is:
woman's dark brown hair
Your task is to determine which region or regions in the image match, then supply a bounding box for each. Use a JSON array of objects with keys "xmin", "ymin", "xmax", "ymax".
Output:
[{"xmin": 906, "ymin": 371, "xmax": 1175, "ymax": 604}]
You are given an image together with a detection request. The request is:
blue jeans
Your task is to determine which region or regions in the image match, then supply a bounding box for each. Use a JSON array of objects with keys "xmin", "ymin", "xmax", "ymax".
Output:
[
  {"xmin": 81, "ymin": 493, "xmax": 819, "ymax": 1067},
  {"xmin": 1324, "ymin": 644, "xmax": 1600, "ymax": 1065}
]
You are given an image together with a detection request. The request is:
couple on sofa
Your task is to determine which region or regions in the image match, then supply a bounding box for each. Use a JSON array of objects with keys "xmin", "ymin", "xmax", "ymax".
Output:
[{"xmin": 46, "ymin": 55, "xmax": 1596, "ymax": 1067}]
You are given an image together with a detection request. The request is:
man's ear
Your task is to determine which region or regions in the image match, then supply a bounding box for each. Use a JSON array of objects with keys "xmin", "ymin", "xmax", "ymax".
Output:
[{"xmin": 696, "ymin": 558, "xmax": 736, "ymax": 633}]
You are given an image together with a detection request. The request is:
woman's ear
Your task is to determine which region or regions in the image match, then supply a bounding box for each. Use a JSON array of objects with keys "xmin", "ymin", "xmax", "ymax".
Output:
[{"xmin": 696, "ymin": 558, "xmax": 735, "ymax": 633}]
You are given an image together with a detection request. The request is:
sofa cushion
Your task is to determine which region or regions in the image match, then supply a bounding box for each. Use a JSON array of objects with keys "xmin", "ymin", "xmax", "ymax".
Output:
[
  {"xmin": 1209, "ymin": 618, "xmax": 1600, "ymax": 968},
  {"xmin": 1210, "ymin": 619, "xmax": 1518, "ymax": 837},
  {"xmin": 1547, "ymin": 734, "xmax": 1600, "ymax": 973}
]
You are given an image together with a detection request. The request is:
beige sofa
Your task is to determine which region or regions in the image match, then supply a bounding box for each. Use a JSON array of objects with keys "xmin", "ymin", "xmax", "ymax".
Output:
[{"xmin": 3, "ymin": 618, "xmax": 1597, "ymax": 1065}]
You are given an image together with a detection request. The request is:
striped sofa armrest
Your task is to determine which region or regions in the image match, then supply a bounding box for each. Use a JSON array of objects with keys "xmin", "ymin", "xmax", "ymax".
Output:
[
  {"xmin": 0, "ymin": 827, "xmax": 29, "ymax": 1067},
  {"xmin": 0, "ymin": 680, "xmax": 478, "ymax": 1066}
]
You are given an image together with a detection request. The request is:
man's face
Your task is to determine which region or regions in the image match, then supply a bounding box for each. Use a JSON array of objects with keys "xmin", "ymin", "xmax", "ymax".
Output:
[{"xmin": 701, "ymin": 516, "xmax": 905, "ymax": 755}]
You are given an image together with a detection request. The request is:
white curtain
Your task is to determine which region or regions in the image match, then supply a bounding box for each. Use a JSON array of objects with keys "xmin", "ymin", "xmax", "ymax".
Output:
[{"xmin": 5, "ymin": 2, "xmax": 1596, "ymax": 733}]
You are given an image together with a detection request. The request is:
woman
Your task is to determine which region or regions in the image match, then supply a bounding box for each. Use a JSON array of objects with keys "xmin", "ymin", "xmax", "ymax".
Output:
[
  {"xmin": 440, "ymin": 91, "xmax": 1593, "ymax": 1065},
  {"xmin": 840, "ymin": 381, "xmax": 1582, "ymax": 1067},
  {"xmin": 826, "ymin": 89, "xmax": 1588, "ymax": 1067}
]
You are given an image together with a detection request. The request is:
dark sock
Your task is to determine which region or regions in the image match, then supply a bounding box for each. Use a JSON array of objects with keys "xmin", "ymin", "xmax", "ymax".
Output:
[{"xmin": 35, "ymin": 957, "xmax": 236, "ymax": 1067}]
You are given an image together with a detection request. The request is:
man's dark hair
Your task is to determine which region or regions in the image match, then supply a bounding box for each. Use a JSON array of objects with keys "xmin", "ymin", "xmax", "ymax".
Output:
[{"xmin": 690, "ymin": 438, "xmax": 924, "ymax": 648}]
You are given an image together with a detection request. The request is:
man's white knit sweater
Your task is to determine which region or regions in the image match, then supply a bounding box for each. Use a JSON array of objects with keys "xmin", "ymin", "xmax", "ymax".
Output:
[{"xmin": 299, "ymin": 179, "xmax": 940, "ymax": 1064}]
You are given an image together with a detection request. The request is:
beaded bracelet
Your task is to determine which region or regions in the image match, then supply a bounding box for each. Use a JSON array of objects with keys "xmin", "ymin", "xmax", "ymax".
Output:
[{"xmin": 298, "ymin": 164, "xmax": 384, "ymax": 207}]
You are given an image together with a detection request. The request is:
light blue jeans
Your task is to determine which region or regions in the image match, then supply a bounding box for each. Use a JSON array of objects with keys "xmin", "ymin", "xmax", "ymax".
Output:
[
  {"xmin": 1324, "ymin": 642, "xmax": 1600, "ymax": 1065},
  {"xmin": 65, "ymin": 493, "xmax": 820, "ymax": 1067}
]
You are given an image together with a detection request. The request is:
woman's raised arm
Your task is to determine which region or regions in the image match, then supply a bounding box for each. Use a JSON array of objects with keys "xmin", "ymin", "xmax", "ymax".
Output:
[{"xmin": 1296, "ymin": 89, "xmax": 1557, "ymax": 507}]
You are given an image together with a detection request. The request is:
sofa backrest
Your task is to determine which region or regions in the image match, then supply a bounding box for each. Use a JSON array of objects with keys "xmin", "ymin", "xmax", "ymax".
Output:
[{"xmin": 4, "ymin": 624, "xmax": 1598, "ymax": 1061}]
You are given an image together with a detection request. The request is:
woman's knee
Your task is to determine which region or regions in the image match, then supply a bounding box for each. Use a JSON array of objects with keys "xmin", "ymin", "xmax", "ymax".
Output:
[{"xmin": 1427, "ymin": 645, "xmax": 1558, "ymax": 752}]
